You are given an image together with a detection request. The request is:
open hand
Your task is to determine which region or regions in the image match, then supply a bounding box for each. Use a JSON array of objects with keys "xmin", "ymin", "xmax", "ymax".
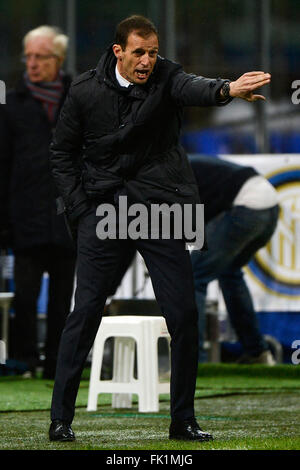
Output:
[{"xmin": 229, "ymin": 71, "xmax": 271, "ymax": 102}]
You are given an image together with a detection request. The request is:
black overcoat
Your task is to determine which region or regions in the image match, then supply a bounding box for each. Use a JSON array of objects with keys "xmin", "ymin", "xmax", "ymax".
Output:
[{"xmin": 0, "ymin": 74, "xmax": 74, "ymax": 251}]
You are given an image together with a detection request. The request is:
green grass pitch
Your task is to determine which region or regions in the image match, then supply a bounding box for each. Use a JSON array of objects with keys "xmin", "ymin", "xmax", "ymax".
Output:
[{"xmin": 0, "ymin": 364, "xmax": 299, "ymax": 451}]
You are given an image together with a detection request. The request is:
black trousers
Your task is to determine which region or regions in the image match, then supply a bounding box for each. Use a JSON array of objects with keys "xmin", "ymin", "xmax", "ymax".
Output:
[
  {"xmin": 12, "ymin": 245, "xmax": 76, "ymax": 375},
  {"xmin": 51, "ymin": 207, "xmax": 199, "ymax": 423}
]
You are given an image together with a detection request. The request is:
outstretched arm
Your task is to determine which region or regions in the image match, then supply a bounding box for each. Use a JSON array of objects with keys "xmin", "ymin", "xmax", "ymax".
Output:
[{"xmin": 220, "ymin": 71, "xmax": 271, "ymax": 102}]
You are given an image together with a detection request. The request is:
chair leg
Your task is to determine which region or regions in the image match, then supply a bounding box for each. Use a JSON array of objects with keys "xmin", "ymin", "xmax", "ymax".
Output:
[
  {"xmin": 87, "ymin": 333, "xmax": 106, "ymax": 411},
  {"xmin": 136, "ymin": 332, "xmax": 159, "ymax": 412},
  {"xmin": 146, "ymin": 332, "xmax": 160, "ymax": 412},
  {"xmin": 0, "ymin": 340, "xmax": 6, "ymax": 365},
  {"xmin": 112, "ymin": 337, "xmax": 135, "ymax": 408}
]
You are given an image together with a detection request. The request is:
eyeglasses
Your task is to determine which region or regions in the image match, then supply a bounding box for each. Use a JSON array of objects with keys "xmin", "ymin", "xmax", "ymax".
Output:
[{"xmin": 21, "ymin": 53, "xmax": 58, "ymax": 63}]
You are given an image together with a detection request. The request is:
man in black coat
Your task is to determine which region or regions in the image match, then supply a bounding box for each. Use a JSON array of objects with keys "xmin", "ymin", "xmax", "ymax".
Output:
[
  {"xmin": 48, "ymin": 15, "xmax": 271, "ymax": 442},
  {"xmin": 0, "ymin": 26, "xmax": 76, "ymax": 379}
]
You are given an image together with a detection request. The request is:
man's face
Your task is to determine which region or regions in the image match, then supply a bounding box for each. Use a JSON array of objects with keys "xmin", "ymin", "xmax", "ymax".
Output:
[
  {"xmin": 113, "ymin": 31, "xmax": 159, "ymax": 85},
  {"xmin": 24, "ymin": 36, "xmax": 62, "ymax": 83}
]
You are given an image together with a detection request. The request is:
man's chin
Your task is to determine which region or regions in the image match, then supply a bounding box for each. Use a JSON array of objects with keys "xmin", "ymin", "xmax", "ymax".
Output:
[
  {"xmin": 28, "ymin": 76, "xmax": 43, "ymax": 83},
  {"xmin": 132, "ymin": 76, "xmax": 150, "ymax": 85}
]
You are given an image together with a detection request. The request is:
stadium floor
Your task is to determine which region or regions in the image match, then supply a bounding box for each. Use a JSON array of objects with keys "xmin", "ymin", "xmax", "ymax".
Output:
[{"xmin": 0, "ymin": 364, "xmax": 299, "ymax": 452}]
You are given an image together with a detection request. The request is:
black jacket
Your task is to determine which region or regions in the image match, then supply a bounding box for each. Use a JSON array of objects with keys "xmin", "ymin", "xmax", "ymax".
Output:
[
  {"xmin": 0, "ymin": 73, "xmax": 74, "ymax": 252},
  {"xmin": 50, "ymin": 46, "xmax": 232, "ymax": 222}
]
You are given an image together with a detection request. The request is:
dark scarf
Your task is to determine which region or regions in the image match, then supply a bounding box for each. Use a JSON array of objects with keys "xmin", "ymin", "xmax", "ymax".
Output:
[{"xmin": 24, "ymin": 71, "xmax": 64, "ymax": 123}]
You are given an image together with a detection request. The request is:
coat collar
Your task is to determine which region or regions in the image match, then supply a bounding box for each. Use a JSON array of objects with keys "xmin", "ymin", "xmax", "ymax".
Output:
[
  {"xmin": 14, "ymin": 72, "xmax": 72, "ymax": 97},
  {"xmin": 13, "ymin": 73, "xmax": 72, "ymax": 126}
]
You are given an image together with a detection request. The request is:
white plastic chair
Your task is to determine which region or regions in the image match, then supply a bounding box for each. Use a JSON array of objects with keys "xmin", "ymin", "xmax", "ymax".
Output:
[{"xmin": 87, "ymin": 315, "xmax": 170, "ymax": 412}]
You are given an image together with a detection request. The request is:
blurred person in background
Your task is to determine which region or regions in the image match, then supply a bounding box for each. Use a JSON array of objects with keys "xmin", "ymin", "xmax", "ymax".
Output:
[
  {"xmin": 47, "ymin": 14, "xmax": 271, "ymax": 442},
  {"xmin": 0, "ymin": 26, "xmax": 76, "ymax": 379},
  {"xmin": 190, "ymin": 156, "xmax": 279, "ymax": 365}
]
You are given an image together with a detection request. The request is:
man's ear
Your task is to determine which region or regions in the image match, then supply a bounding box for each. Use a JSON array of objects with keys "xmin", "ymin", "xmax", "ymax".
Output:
[{"xmin": 112, "ymin": 44, "xmax": 123, "ymax": 60}]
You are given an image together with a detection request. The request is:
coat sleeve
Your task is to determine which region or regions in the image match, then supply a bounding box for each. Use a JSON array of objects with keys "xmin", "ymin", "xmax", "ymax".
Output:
[
  {"xmin": 170, "ymin": 70, "xmax": 233, "ymax": 107},
  {"xmin": 50, "ymin": 86, "xmax": 90, "ymax": 221}
]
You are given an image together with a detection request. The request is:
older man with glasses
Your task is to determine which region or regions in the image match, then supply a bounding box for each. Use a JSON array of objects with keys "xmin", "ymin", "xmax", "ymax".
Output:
[{"xmin": 0, "ymin": 26, "xmax": 76, "ymax": 379}]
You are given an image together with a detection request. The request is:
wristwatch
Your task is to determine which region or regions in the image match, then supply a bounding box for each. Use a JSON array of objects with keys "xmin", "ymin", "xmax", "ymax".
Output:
[{"xmin": 221, "ymin": 80, "xmax": 231, "ymax": 99}]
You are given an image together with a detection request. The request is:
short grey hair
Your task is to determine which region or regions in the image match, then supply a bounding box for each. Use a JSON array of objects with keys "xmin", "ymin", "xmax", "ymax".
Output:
[{"xmin": 23, "ymin": 25, "xmax": 69, "ymax": 59}]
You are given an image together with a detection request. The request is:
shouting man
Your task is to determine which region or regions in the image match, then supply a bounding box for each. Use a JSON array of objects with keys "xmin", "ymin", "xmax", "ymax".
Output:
[{"xmin": 48, "ymin": 15, "xmax": 271, "ymax": 442}]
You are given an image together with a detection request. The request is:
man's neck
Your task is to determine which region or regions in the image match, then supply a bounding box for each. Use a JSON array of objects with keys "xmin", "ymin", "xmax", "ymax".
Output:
[{"xmin": 115, "ymin": 64, "xmax": 132, "ymax": 88}]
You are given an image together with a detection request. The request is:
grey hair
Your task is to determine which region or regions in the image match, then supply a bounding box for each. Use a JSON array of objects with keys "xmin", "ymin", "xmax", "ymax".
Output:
[{"xmin": 23, "ymin": 25, "xmax": 69, "ymax": 59}]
